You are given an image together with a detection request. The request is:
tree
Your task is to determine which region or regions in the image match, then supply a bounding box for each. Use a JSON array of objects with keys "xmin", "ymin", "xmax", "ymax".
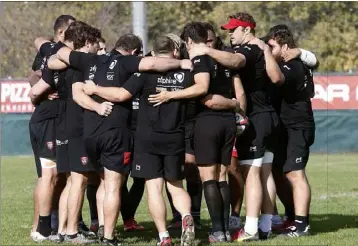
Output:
[
  {"xmin": 0, "ymin": 2, "xmax": 356, "ymax": 77},
  {"xmin": 206, "ymin": 2, "xmax": 358, "ymax": 72}
]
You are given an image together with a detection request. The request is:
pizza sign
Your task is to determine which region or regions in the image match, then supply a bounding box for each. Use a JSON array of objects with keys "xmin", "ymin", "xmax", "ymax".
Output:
[{"xmin": 0, "ymin": 81, "xmax": 34, "ymax": 113}]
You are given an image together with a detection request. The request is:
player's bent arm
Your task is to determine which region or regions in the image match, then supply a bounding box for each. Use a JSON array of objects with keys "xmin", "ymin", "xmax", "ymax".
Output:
[
  {"xmin": 170, "ymin": 73, "xmax": 210, "ymax": 100},
  {"xmin": 29, "ymin": 78, "xmax": 51, "ymax": 104},
  {"xmin": 299, "ymin": 48, "xmax": 319, "ymax": 69},
  {"xmin": 92, "ymin": 87, "xmax": 133, "ymax": 102},
  {"xmin": 72, "ymin": 82, "xmax": 103, "ymax": 112},
  {"xmin": 138, "ymin": 57, "xmax": 183, "ymax": 72},
  {"xmin": 201, "ymin": 94, "xmax": 239, "ymax": 110},
  {"xmin": 233, "ymin": 75, "xmax": 247, "ymax": 115},
  {"xmin": 284, "ymin": 48, "xmax": 319, "ymax": 69},
  {"xmin": 264, "ymin": 47, "xmax": 285, "ymax": 85},
  {"xmin": 48, "ymin": 55, "xmax": 69, "ymax": 70},
  {"xmin": 28, "ymin": 70, "xmax": 42, "ymax": 87},
  {"xmin": 55, "ymin": 46, "xmax": 73, "ymax": 65},
  {"xmin": 206, "ymin": 48, "xmax": 246, "ymax": 69}
]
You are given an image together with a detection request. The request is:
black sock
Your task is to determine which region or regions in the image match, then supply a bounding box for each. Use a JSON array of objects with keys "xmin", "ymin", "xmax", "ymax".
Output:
[
  {"xmin": 166, "ymin": 183, "xmax": 181, "ymax": 220},
  {"xmin": 285, "ymin": 206, "xmax": 295, "ymax": 221},
  {"xmin": 104, "ymin": 237, "xmax": 115, "ymax": 242},
  {"xmin": 37, "ymin": 215, "xmax": 52, "ymax": 237},
  {"xmin": 295, "ymin": 215, "xmax": 308, "ymax": 231},
  {"xmin": 67, "ymin": 233, "xmax": 78, "ymax": 239},
  {"xmin": 187, "ymin": 181, "xmax": 202, "ymax": 220},
  {"xmin": 87, "ymin": 184, "xmax": 99, "ymax": 223},
  {"xmin": 307, "ymin": 214, "xmax": 310, "ymax": 226},
  {"xmin": 203, "ymin": 180, "xmax": 224, "ymax": 232},
  {"xmin": 127, "ymin": 177, "xmax": 145, "ymax": 218},
  {"xmin": 218, "ymin": 181, "xmax": 230, "ymax": 231}
]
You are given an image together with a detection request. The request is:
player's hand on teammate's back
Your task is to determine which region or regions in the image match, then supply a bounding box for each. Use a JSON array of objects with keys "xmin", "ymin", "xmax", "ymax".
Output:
[
  {"xmin": 148, "ymin": 89, "xmax": 171, "ymax": 107},
  {"xmin": 83, "ymin": 80, "xmax": 97, "ymax": 96},
  {"xmin": 180, "ymin": 59, "xmax": 193, "ymax": 71},
  {"xmin": 96, "ymin": 101, "xmax": 113, "ymax": 117},
  {"xmin": 282, "ymin": 48, "xmax": 301, "ymax": 62},
  {"xmin": 48, "ymin": 92, "xmax": 59, "ymax": 100},
  {"xmin": 188, "ymin": 43, "xmax": 208, "ymax": 59}
]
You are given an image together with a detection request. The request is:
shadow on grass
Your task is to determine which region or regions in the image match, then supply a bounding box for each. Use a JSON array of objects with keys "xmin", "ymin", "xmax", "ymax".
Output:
[
  {"xmin": 309, "ymin": 214, "xmax": 358, "ymax": 234},
  {"xmin": 115, "ymin": 220, "xmax": 212, "ymax": 245},
  {"xmin": 114, "ymin": 214, "xmax": 358, "ymax": 244}
]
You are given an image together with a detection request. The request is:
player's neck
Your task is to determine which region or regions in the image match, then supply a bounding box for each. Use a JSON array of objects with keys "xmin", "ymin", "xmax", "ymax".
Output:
[
  {"xmin": 53, "ymin": 35, "xmax": 61, "ymax": 43},
  {"xmin": 63, "ymin": 40, "xmax": 73, "ymax": 48},
  {"xmin": 116, "ymin": 49, "xmax": 130, "ymax": 56},
  {"xmin": 242, "ymin": 34, "xmax": 255, "ymax": 45},
  {"xmin": 196, "ymin": 42, "xmax": 206, "ymax": 46},
  {"xmin": 156, "ymin": 54, "xmax": 173, "ymax": 59}
]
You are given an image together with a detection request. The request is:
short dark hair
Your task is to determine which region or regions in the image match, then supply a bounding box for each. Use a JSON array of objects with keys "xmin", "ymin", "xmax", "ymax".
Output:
[
  {"xmin": 229, "ymin": 12, "xmax": 256, "ymax": 33},
  {"xmin": 85, "ymin": 26, "xmax": 102, "ymax": 45},
  {"xmin": 269, "ymin": 24, "xmax": 289, "ymax": 34},
  {"xmin": 153, "ymin": 36, "xmax": 175, "ymax": 54},
  {"xmin": 269, "ymin": 29, "xmax": 297, "ymax": 48},
  {"xmin": 201, "ymin": 22, "xmax": 215, "ymax": 35},
  {"xmin": 53, "ymin": 15, "xmax": 76, "ymax": 33},
  {"xmin": 64, "ymin": 21, "xmax": 88, "ymax": 49},
  {"xmin": 180, "ymin": 22, "xmax": 208, "ymax": 44},
  {"xmin": 114, "ymin": 34, "xmax": 143, "ymax": 53},
  {"xmin": 64, "ymin": 21, "xmax": 101, "ymax": 50}
]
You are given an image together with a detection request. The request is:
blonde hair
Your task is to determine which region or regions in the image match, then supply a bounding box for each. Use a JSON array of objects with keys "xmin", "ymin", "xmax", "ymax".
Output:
[{"xmin": 165, "ymin": 33, "xmax": 183, "ymax": 50}]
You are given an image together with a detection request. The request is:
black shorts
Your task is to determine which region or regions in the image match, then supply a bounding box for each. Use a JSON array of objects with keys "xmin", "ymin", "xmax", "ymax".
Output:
[
  {"xmin": 236, "ymin": 111, "xmax": 279, "ymax": 165},
  {"xmin": 273, "ymin": 128, "xmax": 315, "ymax": 173},
  {"xmin": 131, "ymin": 150, "xmax": 185, "ymax": 180},
  {"xmin": 84, "ymin": 128, "xmax": 133, "ymax": 174},
  {"xmin": 56, "ymin": 139, "xmax": 70, "ymax": 173},
  {"xmin": 68, "ymin": 137, "xmax": 95, "ymax": 173},
  {"xmin": 185, "ymin": 120, "xmax": 195, "ymax": 155},
  {"xmin": 29, "ymin": 119, "xmax": 57, "ymax": 178},
  {"xmin": 193, "ymin": 115, "xmax": 236, "ymax": 166}
]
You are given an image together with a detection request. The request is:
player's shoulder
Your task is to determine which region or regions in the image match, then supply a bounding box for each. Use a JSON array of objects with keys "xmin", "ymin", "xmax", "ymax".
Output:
[
  {"xmin": 191, "ymin": 55, "xmax": 210, "ymax": 64},
  {"xmin": 281, "ymin": 58, "xmax": 304, "ymax": 72},
  {"xmin": 51, "ymin": 41, "xmax": 66, "ymax": 54},
  {"xmin": 114, "ymin": 54, "xmax": 142, "ymax": 69},
  {"xmin": 116, "ymin": 54, "xmax": 140, "ymax": 62},
  {"xmin": 242, "ymin": 43, "xmax": 262, "ymax": 53}
]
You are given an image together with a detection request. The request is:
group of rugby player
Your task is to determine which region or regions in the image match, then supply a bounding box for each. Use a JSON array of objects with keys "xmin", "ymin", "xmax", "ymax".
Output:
[{"xmin": 28, "ymin": 11, "xmax": 318, "ymax": 246}]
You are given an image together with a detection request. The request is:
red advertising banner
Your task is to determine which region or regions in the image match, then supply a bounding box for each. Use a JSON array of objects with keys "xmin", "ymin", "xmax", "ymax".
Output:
[
  {"xmin": 1, "ymin": 76, "xmax": 358, "ymax": 113},
  {"xmin": 0, "ymin": 80, "xmax": 35, "ymax": 113},
  {"xmin": 312, "ymin": 75, "xmax": 358, "ymax": 110}
]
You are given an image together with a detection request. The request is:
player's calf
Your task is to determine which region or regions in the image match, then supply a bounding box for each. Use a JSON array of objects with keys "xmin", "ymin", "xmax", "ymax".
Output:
[
  {"xmin": 103, "ymin": 168, "xmax": 124, "ymax": 241},
  {"xmin": 166, "ymin": 180, "xmax": 195, "ymax": 246},
  {"xmin": 146, "ymin": 178, "xmax": 171, "ymax": 245},
  {"xmin": 285, "ymin": 169, "xmax": 311, "ymax": 236},
  {"xmin": 36, "ymin": 162, "xmax": 58, "ymax": 238},
  {"xmin": 259, "ymin": 155, "xmax": 276, "ymax": 239}
]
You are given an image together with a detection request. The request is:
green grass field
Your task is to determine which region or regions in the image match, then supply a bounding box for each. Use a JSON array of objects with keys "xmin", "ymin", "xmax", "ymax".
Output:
[{"xmin": 1, "ymin": 154, "xmax": 358, "ymax": 245}]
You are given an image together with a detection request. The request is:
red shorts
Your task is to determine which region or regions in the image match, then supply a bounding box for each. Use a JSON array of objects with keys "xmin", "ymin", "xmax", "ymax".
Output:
[{"xmin": 232, "ymin": 138, "xmax": 238, "ymax": 158}]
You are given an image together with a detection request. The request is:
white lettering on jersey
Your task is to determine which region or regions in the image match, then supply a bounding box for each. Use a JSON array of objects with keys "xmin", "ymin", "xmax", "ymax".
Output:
[{"xmin": 109, "ymin": 60, "xmax": 117, "ymax": 70}]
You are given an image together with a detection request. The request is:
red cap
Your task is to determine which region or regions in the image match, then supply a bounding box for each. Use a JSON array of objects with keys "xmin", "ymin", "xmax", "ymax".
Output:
[{"xmin": 221, "ymin": 18, "xmax": 256, "ymax": 30}]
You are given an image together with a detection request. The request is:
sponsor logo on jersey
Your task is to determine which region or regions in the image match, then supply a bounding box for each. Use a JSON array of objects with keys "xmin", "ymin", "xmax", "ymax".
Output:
[{"xmin": 81, "ymin": 157, "xmax": 88, "ymax": 165}]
